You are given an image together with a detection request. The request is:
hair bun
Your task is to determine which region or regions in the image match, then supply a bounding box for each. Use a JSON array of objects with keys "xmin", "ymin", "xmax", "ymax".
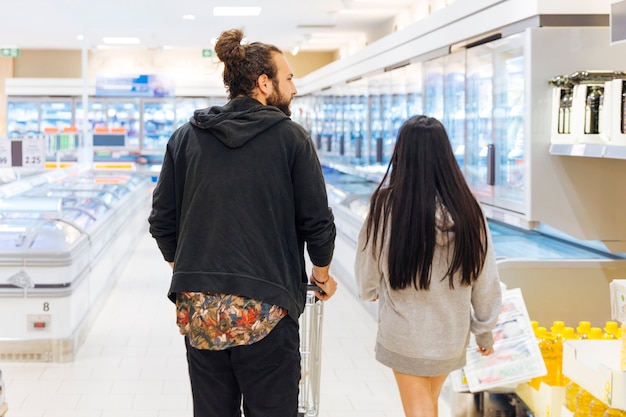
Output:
[{"xmin": 215, "ymin": 28, "xmax": 246, "ymax": 64}]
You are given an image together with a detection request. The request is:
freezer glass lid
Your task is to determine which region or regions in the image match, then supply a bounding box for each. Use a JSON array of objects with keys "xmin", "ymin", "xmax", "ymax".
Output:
[{"xmin": 0, "ymin": 218, "xmax": 84, "ymax": 253}]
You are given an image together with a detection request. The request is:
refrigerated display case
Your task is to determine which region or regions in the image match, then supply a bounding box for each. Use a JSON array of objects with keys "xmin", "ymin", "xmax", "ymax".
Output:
[
  {"xmin": 466, "ymin": 41, "xmax": 495, "ymax": 200},
  {"xmin": 6, "ymin": 99, "xmax": 39, "ymax": 137},
  {"xmin": 492, "ymin": 36, "xmax": 525, "ymax": 211},
  {"xmin": 39, "ymin": 99, "xmax": 73, "ymax": 133},
  {"xmin": 106, "ymin": 99, "xmax": 140, "ymax": 149},
  {"xmin": 143, "ymin": 99, "xmax": 175, "ymax": 151},
  {"xmin": 74, "ymin": 99, "xmax": 107, "ymax": 131},
  {"xmin": 0, "ymin": 169, "xmax": 151, "ymax": 362},
  {"xmin": 176, "ymin": 97, "xmax": 210, "ymax": 129},
  {"xmin": 424, "ymin": 57, "xmax": 445, "ymax": 121},
  {"xmin": 443, "ymin": 51, "xmax": 466, "ymax": 169}
]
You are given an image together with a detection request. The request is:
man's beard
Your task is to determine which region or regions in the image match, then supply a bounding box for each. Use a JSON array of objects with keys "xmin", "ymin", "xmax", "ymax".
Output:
[{"xmin": 267, "ymin": 83, "xmax": 291, "ymax": 116}]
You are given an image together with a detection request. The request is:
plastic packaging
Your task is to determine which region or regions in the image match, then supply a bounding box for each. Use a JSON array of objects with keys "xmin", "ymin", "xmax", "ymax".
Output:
[{"xmin": 565, "ymin": 381, "xmax": 581, "ymax": 412}]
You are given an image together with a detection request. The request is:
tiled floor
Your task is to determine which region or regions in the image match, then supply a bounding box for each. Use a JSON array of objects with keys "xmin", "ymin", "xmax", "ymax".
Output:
[{"xmin": 0, "ymin": 223, "xmax": 456, "ymax": 417}]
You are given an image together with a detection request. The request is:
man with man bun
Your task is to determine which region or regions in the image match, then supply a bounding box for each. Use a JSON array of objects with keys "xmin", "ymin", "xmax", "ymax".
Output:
[{"xmin": 149, "ymin": 28, "xmax": 337, "ymax": 416}]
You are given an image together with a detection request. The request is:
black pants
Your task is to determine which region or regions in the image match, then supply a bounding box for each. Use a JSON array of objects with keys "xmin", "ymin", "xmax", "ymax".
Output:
[{"xmin": 185, "ymin": 316, "xmax": 301, "ymax": 417}]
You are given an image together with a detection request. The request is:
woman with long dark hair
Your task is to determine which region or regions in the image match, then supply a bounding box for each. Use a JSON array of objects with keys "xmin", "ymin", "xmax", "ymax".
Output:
[{"xmin": 355, "ymin": 115, "xmax": 502, "ymax": 417}]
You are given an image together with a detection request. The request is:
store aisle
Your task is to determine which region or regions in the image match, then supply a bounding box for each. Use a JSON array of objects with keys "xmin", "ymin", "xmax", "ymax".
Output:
[{"xmin": 0, "ymin": 224, "xmax": 415, "ymax": 417}]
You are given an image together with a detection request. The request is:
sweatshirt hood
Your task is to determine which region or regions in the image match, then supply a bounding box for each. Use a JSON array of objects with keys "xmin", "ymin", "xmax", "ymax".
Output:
[{"xmin": 189, "ymin": 96, "xmax": 290, "ymax": 149}]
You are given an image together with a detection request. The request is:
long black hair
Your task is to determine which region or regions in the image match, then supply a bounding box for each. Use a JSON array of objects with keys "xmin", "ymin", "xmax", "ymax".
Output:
[{"xmin": 364, "ymin": 115, "xmax": 488, "ymax": 290}]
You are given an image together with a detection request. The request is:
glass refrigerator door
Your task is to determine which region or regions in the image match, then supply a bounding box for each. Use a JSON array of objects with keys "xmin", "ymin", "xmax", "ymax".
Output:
[
  {"xmin": 176, "ymin": 98, "xmax": 210, "ymax": 129},
  {"xmin": 321, "ymin": 95, "xmax": 335, "ymax": 155},
  {"xmin": 6, "ymin": 99, "xmax": 39, "ymax": 137},
  {"xmin": 424, "ymin": 57, "xmax": 444, "ymax": 121},
  {"xmin": 406, "ymin": 62, "xmax": 424, "ymax": 118},
  {"xmin": 443, "ymin": 51, "xmax": 466, "ymax": 170},
  {"xmin": 74, "ymin": 99, "xmax": 107, "ymax": 131},
  {"xmin": 143, "ymin": 99, "xmax": 176, "ymax": 151},
  {"xmin": 107, "ymin": 99, "xmax": 140, "ymax": 149},
  {"xmin": 368, "ymin": 94, "xmax": 383, "ymax": 165},
  {"xmin": 350, "ymin": 93, "xmax": 368, "ymax": 165},
  {"xmin": 492, "ymin": 34, "xmax": 525, "ymax": 212},
  {"xmin": 40, "ymin": 99, "xmax": 73, "ymax": 132},
  {"xmin": 466, "ymin": 43, "xmax": 495, "ymax": 202}
]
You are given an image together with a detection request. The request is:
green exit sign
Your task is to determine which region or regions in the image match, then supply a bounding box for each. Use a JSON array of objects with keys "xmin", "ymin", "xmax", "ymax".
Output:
[
  {"xmin": 0, "ymin": 48, "xmax": 19, "ymax": 57},
  {"xmin": 202, "ymin": 49, "xmax": 215, "ymax": 58}
]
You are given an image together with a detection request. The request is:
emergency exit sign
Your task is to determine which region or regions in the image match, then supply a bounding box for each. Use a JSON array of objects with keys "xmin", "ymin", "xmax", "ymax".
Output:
[
  {"xmin": 202, "ymin": 48, "xmax": 215, "ymax": 58},
  {"xmin": 0, "ymin": 48, "xmax": 19, "ymax": 57}
]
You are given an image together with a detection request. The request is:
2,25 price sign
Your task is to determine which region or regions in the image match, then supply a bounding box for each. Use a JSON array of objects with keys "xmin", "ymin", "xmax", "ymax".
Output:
[
  {"xmin": 20, "ymin": 138, "xmax": 46, "ymax": 168},
  {"xmin": 0, "ymin": 139, "xmax": 46, "ymax": 167}
]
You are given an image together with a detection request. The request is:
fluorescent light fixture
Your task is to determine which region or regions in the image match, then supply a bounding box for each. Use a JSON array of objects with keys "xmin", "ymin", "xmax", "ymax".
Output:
[
  {"xmin": 102, "ymin": 37, "xmax": 141, "ymax": 45},
  {"xmin": 182, "ymin": 14, "xmax": 196, "ymax": 20},
  {"xmin": 213, "ymin": 6, "xmax": 261, "ymax": 16}
]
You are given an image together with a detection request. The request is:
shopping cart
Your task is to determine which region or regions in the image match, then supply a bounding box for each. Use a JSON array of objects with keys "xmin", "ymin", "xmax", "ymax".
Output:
[
  {"xmin": 0, "ymin": 368, "xmax": 6, "ymax": 417},
  {"xmin": 298, "ymin": 285, "xmax": 324, "ymax": 417}
]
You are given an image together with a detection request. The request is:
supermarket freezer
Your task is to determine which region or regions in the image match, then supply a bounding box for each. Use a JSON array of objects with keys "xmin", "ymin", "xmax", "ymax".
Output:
[
  {"xmin": 0, "ymin": 169, "xmax": 151, "ymax": 361},
  {"xmin": 323, "ymin": 167, "xmax": 626, "ymax": 327}
]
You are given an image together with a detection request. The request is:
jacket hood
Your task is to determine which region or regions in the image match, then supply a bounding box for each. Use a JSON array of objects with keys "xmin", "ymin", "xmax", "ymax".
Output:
[{"xmin": 189, "ymin": 96, "xmax": 290, "ymax": 148}]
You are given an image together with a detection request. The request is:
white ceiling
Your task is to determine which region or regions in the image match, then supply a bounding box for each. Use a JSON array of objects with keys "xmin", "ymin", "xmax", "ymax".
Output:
[{"xmin": 0, "ymin": 0, "xmax": 420, "ymax": 55}]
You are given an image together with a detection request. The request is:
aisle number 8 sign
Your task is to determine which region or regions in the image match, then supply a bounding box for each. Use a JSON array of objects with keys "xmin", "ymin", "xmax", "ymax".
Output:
[{"xmin": 0, "ymin": 138, "xmax": 46, "ymax": 168}]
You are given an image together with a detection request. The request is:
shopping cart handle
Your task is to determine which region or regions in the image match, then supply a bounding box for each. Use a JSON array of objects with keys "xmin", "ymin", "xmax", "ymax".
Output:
[{"xmin": 307, "ymin": 283, "xmax": 323, "ymax": 293}]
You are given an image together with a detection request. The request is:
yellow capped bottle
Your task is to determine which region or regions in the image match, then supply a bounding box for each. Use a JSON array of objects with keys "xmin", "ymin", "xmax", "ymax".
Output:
[
  {"xmin": 589, "ymin": 327, "xmax": 605, "ymax": 340},
  {"xmin": 577, "ymin": 321, "xmax": 591, "ymax": 339},
  {"xmin": 604, "ymin": 408, "xmax": 626, "ymax": 417},
  {"xmin": 590, "ymin": 398, "xmax": 609, "ymax": 417},
  {"xmin": 537, "ymin": 327, "xmax": 557, "ymax": 386},
  {"xmin": 574, "ymin": 389, "xmax": 595, "ymax": 417},
  {"xmin": 551, "ymin": 321, "xmax": 566, "ymax": 386},
  {"xmin": 565, "ymin": 381, "xmax": 581, "ymax": 412},
  {"xmin": 604, "ymin": 321, "xmax": 619, "ymax": 339}
]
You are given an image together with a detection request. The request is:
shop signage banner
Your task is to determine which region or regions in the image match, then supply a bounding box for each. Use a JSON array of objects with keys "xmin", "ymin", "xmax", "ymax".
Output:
[{"xmin": 95, "ymin": 74, "xmax": 175, "ymax": 97}]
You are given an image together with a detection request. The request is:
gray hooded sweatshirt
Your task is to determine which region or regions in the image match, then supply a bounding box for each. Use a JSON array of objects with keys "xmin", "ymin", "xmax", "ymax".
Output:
[{"xmin": 355, "ymin": 207, "xmax": 501, "ymax": 376}]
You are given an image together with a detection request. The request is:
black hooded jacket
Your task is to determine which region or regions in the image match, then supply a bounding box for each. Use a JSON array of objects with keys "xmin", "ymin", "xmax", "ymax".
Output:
[{"xmin": 148, "ymin": 97, "xmax": 336, "ymax": 321}]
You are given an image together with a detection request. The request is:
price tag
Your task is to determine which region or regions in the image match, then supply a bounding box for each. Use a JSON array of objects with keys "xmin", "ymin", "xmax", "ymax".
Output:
[
  {"xmin": 0, "ymin": 139, "xmax": 11, "ymax": 167},
  {"xmin": 21, "ymin": 138, "xmax": 45, "ymax": 168}
]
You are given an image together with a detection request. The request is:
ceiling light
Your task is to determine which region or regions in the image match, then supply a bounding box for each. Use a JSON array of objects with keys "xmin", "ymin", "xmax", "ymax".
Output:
[
  {"xmin": 76, "ymin": 35, "xmax": 85, "ymax": 41},
  {"xmin": 182, "ymin": 14, "xmax": 196, "ymax": 20},
  {"xmin": 213, "ymin": 6, "xmax": 261, "ymax": 16},
  {"xmin": 102, "ymin": 37, "xmax": 141, "ymax": 45}
]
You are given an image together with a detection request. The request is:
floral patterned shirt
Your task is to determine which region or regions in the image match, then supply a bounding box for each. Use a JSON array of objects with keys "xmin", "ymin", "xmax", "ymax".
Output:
[{"xmin": 175, "ymin": 292, "xmax": 287, "ymax": 350}]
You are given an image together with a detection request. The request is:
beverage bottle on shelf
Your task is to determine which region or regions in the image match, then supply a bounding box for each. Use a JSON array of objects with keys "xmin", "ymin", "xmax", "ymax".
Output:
[
  {"xmin": 577, "ymin": 321, "xmax": 591, "ymax": 339},
  {"xmin": 561, "ymin": 327, "xmax": 577, "ymax": 385},
  {"xmin": 590, "ymin": 398, "xmax": 609, "ymax": 417},
  {"xmin": 589, "ymin": 327, "xmax": 605, "ymax": 340},
  {"xmin": 604, "ymin": 408, "xmax": 626, "ymax": 417},
  {"xmin": 537, "ymin": 327, "xmax": 557, "ymax": 386},
  {"xmin": 565, "ymin": 381, "xmax": 582, "ymax": 412},
  {"xmin": 574, "ymin": 389, "xmax": 596, "ymax": 417},
  {"xmin": 604, "ymin": 321, "xmax": 620, "ymax": 339},
  {"xmin": 621, "ymin": 322, "xmax": 626, "ymax": 371},
  {"xmin": 528, "ymin": 322, "xmax": 543, "ymax": 389},
  {"xmin": 551, "ymin": 321, "xmax": 566, "ymax": 386}
]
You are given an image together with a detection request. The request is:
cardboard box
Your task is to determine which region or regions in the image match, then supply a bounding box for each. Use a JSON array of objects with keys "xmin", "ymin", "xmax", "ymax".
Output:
[
  {"xmin": 563, "ymin": 340, "xmax": 626, "ymax": 410},
  {"xmin": 515, "ymin": 381, "xmax": 566, "ymax": 417},
  {"xmin": 610, "ymin": 280, "xmax": 626, "ymax": 322}
]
